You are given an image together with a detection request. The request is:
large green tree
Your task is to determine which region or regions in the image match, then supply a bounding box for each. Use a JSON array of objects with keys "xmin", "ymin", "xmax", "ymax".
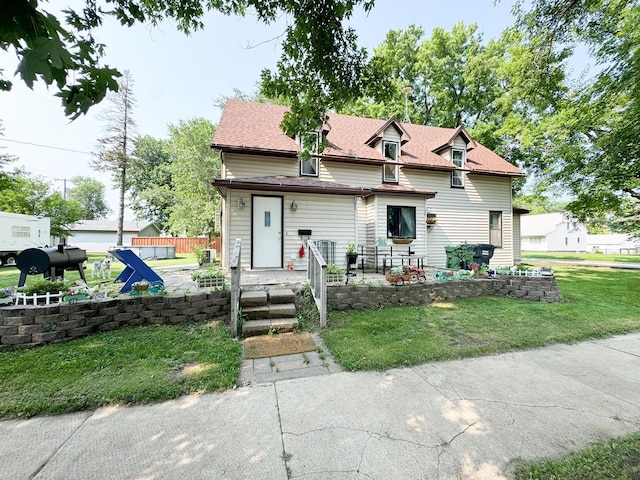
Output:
[
  {"xmin": 514, "ymin": 0, "xmax": 640, "ymax": 233},
  {"xmin": 92, "ymin": 70, "xmax": 136, "ymax": 245},
  {"xmin": 68, "ymin": 176, "xmax": 110, "ymax": 220},
  {"xmin": 1, "ymin": 0, "xmax": 383, "ymax": 134}
]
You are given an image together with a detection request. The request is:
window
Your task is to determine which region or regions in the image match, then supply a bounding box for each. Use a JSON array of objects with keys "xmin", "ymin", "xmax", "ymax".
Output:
[
  {"xmin": 12, "ymin": 226, "xmax": 30, "ymax": 238},
  {"xmin": 383, "ymin": 141, "xmax": 399, "ymax": 183},
  {"xmin": 451, "ymin": 149, "xmax": 465, "ymax": 187},
  {"xmin": 489, "ymin": 211, "xmax": 502, "ymax": 247},
  {"xmin": 387, "ymin": 206, "xmax": 416, "ymax": 239},
  {"xmin": 299, "ymin": 131, "xmax": 319, "ymax": 177}
]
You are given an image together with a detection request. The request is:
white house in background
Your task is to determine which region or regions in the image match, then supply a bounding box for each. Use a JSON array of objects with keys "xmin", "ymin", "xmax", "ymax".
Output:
[
  {"xmin": 521, "ymin": 212, "xmax": 587, "ymax": 252},
  {"xmin": 67, "ymin": 220, "xmax": 161, "ymax": 252},
  {"xmin": 587, "ymin": 233, "xmax": 640, "ymax": 254}
]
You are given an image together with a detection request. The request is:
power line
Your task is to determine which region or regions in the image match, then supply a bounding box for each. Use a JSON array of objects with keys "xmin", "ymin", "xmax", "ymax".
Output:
[{"xmin": 0, "ymin": 138, "xmax": 92, "ymax": 155}]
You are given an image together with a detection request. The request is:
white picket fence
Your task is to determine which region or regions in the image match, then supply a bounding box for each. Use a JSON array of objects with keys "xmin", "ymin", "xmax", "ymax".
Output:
[{"xmin": 14, "ymin": 291, "xmax": 64, "ymax": 306}]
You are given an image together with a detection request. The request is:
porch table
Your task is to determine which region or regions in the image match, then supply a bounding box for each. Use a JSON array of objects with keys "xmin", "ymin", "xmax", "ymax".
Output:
[{"xmin": 358, "ymin": 244, "xmax": 424, "ymax": 273}]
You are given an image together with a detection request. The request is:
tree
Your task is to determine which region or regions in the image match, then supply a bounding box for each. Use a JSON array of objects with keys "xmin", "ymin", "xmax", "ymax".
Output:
[
  {"xmin": 0, "ymin": 120, "xmax": 17, "ymax": 190},
  {"xmin": 92, "ymin": 70, "xmax": 136, "ymax": 246},
  {"xmin": 165, "ymin": 118, "xmax": 219, "ymax": 238},
  {"xmin": 513, "ymin": 0, "xmax": 640, "ymax": 233},
  {"xmin": 1, "ymin": 0, "xmax": 383, "ymax": 134},
  {"xmin": 68, "ymin": 176, "xmax": 110, "ymax": 220},
  {"xmin": 129, "ymin": 135, "xmax": 173, "ymax": 230},
  {"xmin": 0, "ymin": 169, "xmax": 82, "ymax": 237}
]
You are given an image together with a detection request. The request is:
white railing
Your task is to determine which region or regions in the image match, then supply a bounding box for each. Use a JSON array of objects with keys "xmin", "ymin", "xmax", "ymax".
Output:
[
  {"xmin": 14, "ymin": 291, "xmax": 64, "ymax": 305},
  {"xmin": 229, "ymin": 238, "xmax": 242, "ymax": 338},
  {"xmin": 307, "ymin": 240, "xmax": 327, "ymax": 328}
]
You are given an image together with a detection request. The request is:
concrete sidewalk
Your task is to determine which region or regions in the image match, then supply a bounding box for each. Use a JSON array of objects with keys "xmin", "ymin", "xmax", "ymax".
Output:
[{"xmin": 3, "ymin": 334, "xmax": 640, "ymax": 480}]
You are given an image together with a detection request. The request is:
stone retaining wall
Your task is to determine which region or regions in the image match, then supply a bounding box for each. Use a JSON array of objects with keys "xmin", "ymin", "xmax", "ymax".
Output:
[
  {"xmin": 0, "ymin": 292, "xmax": 230, "ymax": 351},
  {"xmin": 328, "ymin": 276, "xmax": 560, "ymax": 311},
  {"xmin": 0, "ymin": 276, "xmax": 559, "ymax": 350}
]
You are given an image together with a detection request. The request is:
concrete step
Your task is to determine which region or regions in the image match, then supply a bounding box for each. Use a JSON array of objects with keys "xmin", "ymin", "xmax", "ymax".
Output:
[
  {"xmin": 242, "ymin": 317, "xmax": 299, "ymax": 336},
  {"xmin": 243, "ymin": 303, "xmax": 296, "ymax": 320},
  {"xmin": 241, "ymin": 291, "xmax": 268, "ymax": 308},
  {"xmin": 268, "ymin": 288, "xmax": 295, "ymax": 304}
]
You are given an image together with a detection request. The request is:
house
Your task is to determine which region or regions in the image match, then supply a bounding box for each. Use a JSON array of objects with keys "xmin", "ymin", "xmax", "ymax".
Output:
[
  {"xmin": 520, "ymin": 213, "xmax": 588, "ymax": 252},
  {"xmin": 211, "ymin": 99, "xmax": 524, "ymax": 270},
  {"xmin": 587, "ymin": 233, "xmax": 640, "ymax": 254},
  {"xmin": 67, "ymin": 220, "xmax": 161, "ymax": 253}
]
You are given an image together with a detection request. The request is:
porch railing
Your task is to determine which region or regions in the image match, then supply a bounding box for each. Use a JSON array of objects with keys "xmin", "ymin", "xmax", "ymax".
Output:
[
  {"xmin": 229, "ymin": 238, "xmax": 242, "ymax": 338},
  {"xmin": 307, "ymin": 240, "xmax": 327, "ymax": 328}
]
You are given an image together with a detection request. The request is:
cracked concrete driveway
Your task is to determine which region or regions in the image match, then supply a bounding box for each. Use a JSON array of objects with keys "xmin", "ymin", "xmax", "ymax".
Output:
[{"xmin": 2, "ymin": 333, "xmax": 640, "ymax": 479}]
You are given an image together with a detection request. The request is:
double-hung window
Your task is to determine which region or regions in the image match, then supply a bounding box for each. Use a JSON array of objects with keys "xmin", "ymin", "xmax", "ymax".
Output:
[
  {"xmin": 299, "ymin": 131, "xmax": 319, "ymax": 176},
  {"xmin": 383, "ymin": 141, "xmax": 399, "ymax": 183},
  {"xmin": 451, "ymin": 149, "xmax": 465, "ymax": 187},
  {"xmin": 387, "ymin": 206, "xmax": 416, "ymax": 239},
  {"xmin": 489, "ymin": 211, "xmax": 502, "ymax": 247}
]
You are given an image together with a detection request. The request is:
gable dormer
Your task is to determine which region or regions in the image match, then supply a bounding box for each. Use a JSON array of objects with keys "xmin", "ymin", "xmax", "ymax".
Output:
[
  {"xmin": 433, "ymin": 126, "xmax": 476, "ymax": 188},
  {"xmin": 297, "ymin": 130, "xmax": 320, "ymax": 177},
  {"xmin": 365, "ymin": 117, "xmax": 411, "ymax": 184}
]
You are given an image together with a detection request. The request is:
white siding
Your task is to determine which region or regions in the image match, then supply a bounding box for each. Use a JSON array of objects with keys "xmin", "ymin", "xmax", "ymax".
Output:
[
  {"xmin": 224, "ymin": 153, "xmax": 298, "ymax": 178},
  {"xmin": 320, "ymin": 162, "xmax": 381, "ymax": 187},
  {"xmin": 222, "ymin": 190, "xmax": 357, "ymax": 269},
  {"xmin": 513, "ymin": 213, "xmax": 522, "ymax": 262},
  {"xmin": 403, "ymin": 170, "xmax": 514, "ymax": 267}
]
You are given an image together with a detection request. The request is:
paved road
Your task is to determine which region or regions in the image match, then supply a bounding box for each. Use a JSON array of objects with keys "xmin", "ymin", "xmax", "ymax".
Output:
[{"xmin": 3, "ymin": 334, "xmax": 640, "ymax": 480}]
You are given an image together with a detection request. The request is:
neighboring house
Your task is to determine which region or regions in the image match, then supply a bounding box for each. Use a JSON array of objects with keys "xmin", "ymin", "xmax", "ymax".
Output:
[
  {"xmin": 67, "ymin": 220, "xmax": 161, "ymax": 252},
  {"xmin": 587, "ymin": 233, "xmax": 640, "ymax": 254},
  {"xmin": 521, "ymin": 213, "xmax": 588, "ymax": 252},
  {"xmin": 211, "ymin": 99, "xmax": 525, "ymax": 270}
]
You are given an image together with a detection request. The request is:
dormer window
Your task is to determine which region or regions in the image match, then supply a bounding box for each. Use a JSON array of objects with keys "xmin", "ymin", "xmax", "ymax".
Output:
[
  {"xmin": 299, "ymin": 131, "xmax": 319, "ymax": 177},
  {"xmin": 451, "ymin": 148, "xmax": 465, "ymax": 187},
  {"xmin": 383, "ymin": 141, "xmax": 399, "ymax": 183}
]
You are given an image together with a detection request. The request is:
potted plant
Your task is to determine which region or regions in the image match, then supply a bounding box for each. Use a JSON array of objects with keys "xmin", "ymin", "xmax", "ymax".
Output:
[
  {"xmin": 192, "ymin": 246, "xmax": 206, "ymax": 266},
  {"xmin": 453, "ymin": 243, "xmax": 475, "ymax": 270},
  {"xmin": 426, "ymin": 213, "xmax": 437, "ymax": 225},
  {"xmin": 386, "ymin": 265, "xmax": 412, "ymax": 285},
  {"xmin": 326, "ymin": 264, "xmax": 345, "ymax": 283},
  {"xmin": 392, "ymin": 237, "xmax": 413, "ymax": 245},
  {"xmin": 345, "ymin": 242, "xmax": 358, "ymax": 266},
  {"xmin": 191, "ymin": 265, "xmax": 226, "ymax": 289}
]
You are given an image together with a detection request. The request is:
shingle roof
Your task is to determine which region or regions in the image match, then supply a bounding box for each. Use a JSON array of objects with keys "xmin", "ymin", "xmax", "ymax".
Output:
[{"xmin": 212, "ymin": 99, "xmax": 524, "ymax": 176}]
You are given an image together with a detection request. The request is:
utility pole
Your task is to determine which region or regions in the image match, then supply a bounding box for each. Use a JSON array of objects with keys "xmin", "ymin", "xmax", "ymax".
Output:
[{"xmin": 54, "ymin": 177, "xmax": 70, "ymax": 200}]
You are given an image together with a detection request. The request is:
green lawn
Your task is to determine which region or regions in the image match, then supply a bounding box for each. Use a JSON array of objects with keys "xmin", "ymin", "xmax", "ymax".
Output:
[
  {"xmin": 0, "ymin": 252, "xmax": 197, "ymax": 290},
  {"xmin": 514, "ymin": 432, "xmax": 640, "ymax": 479},
  {"xmin": 523, "ymin": 251, "xmax": 640, "ymax": 263},
  {"xmin": 321, "ymin": 266, "xmax": 640, "ymax": 371},
  {"xmin": 0, "ymin": 321, "xmax": 241, "ymax": 419}
]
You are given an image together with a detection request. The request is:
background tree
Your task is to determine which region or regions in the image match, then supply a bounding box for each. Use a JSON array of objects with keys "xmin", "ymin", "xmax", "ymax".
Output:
[
  {"xmin": 165, "ymin": 118, "xmax": 219, "ymax": 238},
  {"xmin": 92, "ymin": 70, "xmax": 136, "ymax": 246},
  {"xmin": 67, "ymin": 176, "xmax": 110, "ymax": 220},
  {"xmin": 129, "ymin": 135, "xmax": 173, "ymax": 230},
  {"xmin": 0, "ymin": 169, "xmax": 82, "ymax": 237},
  {"xmin": 0, "ymin": 119, "xmax": 17, "ymax": 190},
  {"xmin": 513, "ymin": 0, "xmax": 640, "ymax": 234}
]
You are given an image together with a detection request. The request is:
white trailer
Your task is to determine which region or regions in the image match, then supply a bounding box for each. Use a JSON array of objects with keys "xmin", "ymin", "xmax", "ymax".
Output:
[{"xmin": 0, "ymin": 211, "xmax": 51, "ymax": 266}]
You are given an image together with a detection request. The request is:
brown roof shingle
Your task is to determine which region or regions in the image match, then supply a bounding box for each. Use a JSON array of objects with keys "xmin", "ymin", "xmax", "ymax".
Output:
[{"xmin": 212, "ymin": 99, "xmax": 523, "ymax": 176}]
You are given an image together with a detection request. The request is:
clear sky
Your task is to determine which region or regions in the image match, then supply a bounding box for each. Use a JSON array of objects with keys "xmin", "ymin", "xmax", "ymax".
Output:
[{"xmin": 0, "ymin": 0, "xmax": 519, "ymax": 219}]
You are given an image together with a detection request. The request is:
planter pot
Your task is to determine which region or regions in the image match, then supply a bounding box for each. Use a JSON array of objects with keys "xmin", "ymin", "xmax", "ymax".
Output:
[
  {"xmin": 392, "ymin": 238, "xmax": 413, "ymax": 245},
  {"xmin": 385, "ymin": 272, "xmax": 411, "ymax": 285},
  {"xmin": 195, "ymin": 276, "xmax": 226, "ymax": 289},
  {"xmin": 346, "ymin": 254, "xmax": 358, "ymax": 266}
]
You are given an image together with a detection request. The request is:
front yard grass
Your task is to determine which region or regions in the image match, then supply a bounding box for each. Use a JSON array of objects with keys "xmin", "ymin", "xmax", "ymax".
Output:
[
  {"xmin": 514, "ymin": 431, "xmax": 640, "ymax": 479},
  {"xmin": 321, "ymin": 266, "xmax": 640, "ymax": 371},
  {"xmin": 522, "ymin": 251, "xmax": 640, "ymax": 263},
  {"xmin": 0, "ymin": 321, "xmax": 241, "ymax": 419}
]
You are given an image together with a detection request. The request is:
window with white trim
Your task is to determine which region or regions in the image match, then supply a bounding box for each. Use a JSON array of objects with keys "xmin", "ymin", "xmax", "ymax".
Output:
[
  {"xmin": 489, "ymin": 211, "xmax": 502, "ymax": 247},
  {"xmin": 387, "ymin": 206, "xmax": 416, "ymax": 239},
  {"xmin": 451, "ymin": 148, "xmax": 465, "ymax": 187},
  {"xmin": 383, "ymin": 141, "xmax": 399, "ymax": 183},
  {"xmin": 299, "ymin": 131, "xmax": 319, "ymax": 177}
]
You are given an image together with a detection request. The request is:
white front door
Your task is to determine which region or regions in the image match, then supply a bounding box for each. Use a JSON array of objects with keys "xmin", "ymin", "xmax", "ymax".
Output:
[{"xmin": 252, "ymin": 196, "xmax": 283, "ymax": 268}]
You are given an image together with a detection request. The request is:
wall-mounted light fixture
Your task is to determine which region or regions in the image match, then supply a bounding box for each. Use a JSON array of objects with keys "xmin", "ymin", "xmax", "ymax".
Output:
[
  {"xmin": 290, "ymin": 200, "xmax": 298, "ymax": 211},
  {"xmin": 237, "ymin": 198, "xmax": 246, "ymax": 209}
]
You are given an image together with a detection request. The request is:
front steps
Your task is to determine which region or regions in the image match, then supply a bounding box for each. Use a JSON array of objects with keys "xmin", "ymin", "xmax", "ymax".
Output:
[{"xmin": 241, "ymin": 288, "xmax": 298, "ymax": 336}]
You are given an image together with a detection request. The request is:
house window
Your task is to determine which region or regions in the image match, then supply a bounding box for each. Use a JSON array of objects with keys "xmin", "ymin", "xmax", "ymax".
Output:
[
  {"xmin": 383, "ymin": 141, "xmax": 399, "ymax": 183},
  {"xmin": 451, "ymin": 149, "xmax": 465, "ymax": 187},
  {"xmin": 489, "ymin": 211, "xmax": 502, "ymax": 247},
  {"xmin": 299, "ymin": 131, "xmax": 319, "ymax": 177},
  {"xmin": 387, "ymin": 206, "xmax": 416, "ymax": 239}
]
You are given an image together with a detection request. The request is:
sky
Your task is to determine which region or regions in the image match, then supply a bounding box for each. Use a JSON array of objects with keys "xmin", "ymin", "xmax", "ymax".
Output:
[{"xmin": 0, "ymin": 0, "xmax": 521, "ymax": 220}]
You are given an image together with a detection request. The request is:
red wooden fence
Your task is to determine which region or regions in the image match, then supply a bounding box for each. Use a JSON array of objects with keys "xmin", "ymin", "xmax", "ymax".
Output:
[{"xmin": 131, "ymin": 237, "xmax": 221, "ymax": 254}]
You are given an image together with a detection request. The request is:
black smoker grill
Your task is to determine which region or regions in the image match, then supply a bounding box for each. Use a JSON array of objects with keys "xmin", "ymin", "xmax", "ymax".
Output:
[{"xmin": 16, "ymin": 245, "xmax": 88, "ymax": 287}]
